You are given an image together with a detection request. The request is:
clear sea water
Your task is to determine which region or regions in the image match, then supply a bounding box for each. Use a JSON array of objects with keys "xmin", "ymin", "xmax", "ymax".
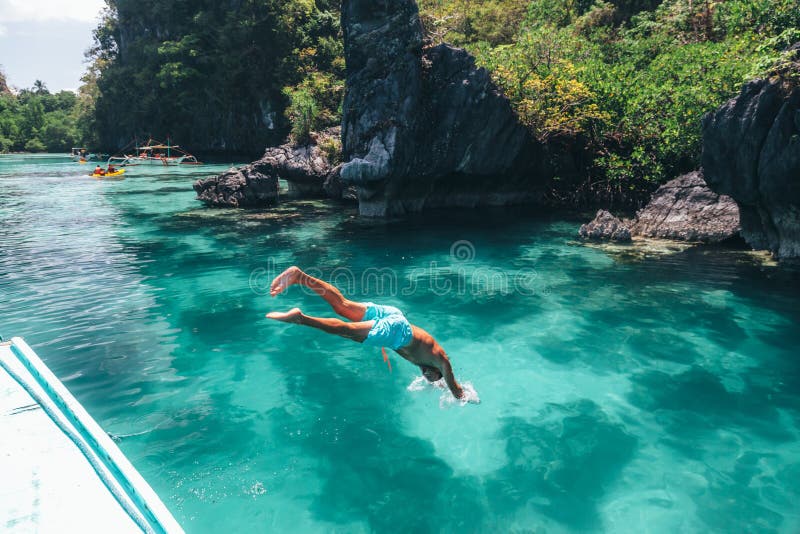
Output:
[{"xmin": 1, "ymin": 153, "xmax": 799, "ymax": 533}]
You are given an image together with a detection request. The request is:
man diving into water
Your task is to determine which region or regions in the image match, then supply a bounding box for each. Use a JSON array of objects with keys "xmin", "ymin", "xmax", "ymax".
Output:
[{"xmin": 266, "ymin": 266, "xmax": 466, "ymax": 400}]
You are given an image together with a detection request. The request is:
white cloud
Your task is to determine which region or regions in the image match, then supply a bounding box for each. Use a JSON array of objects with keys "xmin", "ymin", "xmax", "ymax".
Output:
[
  {"xmin": 0, "ymin": 0, "xmax": 105, "ymax": 23},
  {"xmin": 0, "ymin": 24, "xmax": 7, "ymax": 36}
]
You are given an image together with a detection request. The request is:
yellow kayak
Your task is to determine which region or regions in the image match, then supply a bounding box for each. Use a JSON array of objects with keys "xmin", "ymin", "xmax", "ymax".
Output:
[{"xmin": 89, "ymin": 169, "xmax": 126, "ymax": 178}]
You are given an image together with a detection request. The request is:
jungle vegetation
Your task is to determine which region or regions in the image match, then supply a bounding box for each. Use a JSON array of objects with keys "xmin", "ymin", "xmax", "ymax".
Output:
[
  {"xmin": 4, "ymin": 0, "xmax": 798, "ymax": 204},
  {"xmin": 419, "ymin": 0, "xmax": 800, "ymax": 204}
]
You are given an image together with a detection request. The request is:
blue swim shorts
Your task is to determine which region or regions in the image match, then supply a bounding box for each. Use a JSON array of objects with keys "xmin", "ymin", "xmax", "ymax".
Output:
[{"xmin": 361, "ymin": 302, "xmax": 413, "ymax": 350}]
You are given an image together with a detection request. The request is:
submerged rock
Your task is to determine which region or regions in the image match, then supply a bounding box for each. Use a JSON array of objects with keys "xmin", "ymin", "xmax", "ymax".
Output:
[
  {"xmin": 579, "ymin": 171, "xmax": 740, "ymax": 244},
  {"xmin": 194, "ymin": 127, "xmax": 348, "ymax": 207},
  {"xmin": 579, "ymin": 210, "xmax": 632, "ymax": 242},
  {"xmin": 339, "ymin": 0, "xmax": 548, "ymax": 216},
  {"xmin": 702, "ymin": 47, "xmax": 800, "ymax": 258}
]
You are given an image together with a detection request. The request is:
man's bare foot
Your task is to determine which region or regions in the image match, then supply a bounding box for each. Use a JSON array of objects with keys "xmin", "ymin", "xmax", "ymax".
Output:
[
  {"xmin": 270, "ymin": 266, "xmax": 302, "ymax": 297},
  {"xmin": 266, "ymin": 308, "xmax": 304, "ymax": 324}
]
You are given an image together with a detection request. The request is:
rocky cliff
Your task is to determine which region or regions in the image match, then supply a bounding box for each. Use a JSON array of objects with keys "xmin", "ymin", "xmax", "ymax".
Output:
[
  {"xmin": 0, "ymin": 71, "xmax": 10, "ymax": 94},
  {"xmin": 339, "ymin": 0, "xmax": 547, "ymax": 216},
  {"xmin": 702, "ymin": 47, "xmax": 800, "ymax": 258}
]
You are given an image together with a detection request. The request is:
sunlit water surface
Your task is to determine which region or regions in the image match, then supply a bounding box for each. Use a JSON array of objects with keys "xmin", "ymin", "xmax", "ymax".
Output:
[{"xmin": 1, "ymin": 154, "xmax": 799, "ymax": 533}]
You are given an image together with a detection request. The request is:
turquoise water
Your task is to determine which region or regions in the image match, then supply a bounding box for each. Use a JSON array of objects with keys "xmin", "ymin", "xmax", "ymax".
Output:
[{"xmin": 1, "ymin": 154, "xmax": 800, "ymax": 533}]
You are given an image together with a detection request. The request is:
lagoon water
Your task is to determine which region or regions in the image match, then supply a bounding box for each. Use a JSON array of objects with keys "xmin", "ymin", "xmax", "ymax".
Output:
[{"xmin": 1, "ymin": 154, "xmax": 799, "ymax": 533}]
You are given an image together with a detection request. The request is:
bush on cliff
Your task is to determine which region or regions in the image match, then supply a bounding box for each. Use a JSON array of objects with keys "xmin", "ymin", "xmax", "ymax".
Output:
[
  {"xmin": 283, "ymin": 70, "xmax": 344, "ymax": 144},
  {"xmin": 420, "ymin": 0, "xmax": 800, "ymax": 206}
]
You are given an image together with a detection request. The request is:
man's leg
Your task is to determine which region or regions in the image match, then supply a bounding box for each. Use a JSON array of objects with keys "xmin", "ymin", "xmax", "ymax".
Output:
[
  {"xmin": 266, "ymin": 308, "xmax": 373, "ymax": 343},
  {"xmin": 270, "ymin": 266, "xmax": 366, "ymax": 321}
]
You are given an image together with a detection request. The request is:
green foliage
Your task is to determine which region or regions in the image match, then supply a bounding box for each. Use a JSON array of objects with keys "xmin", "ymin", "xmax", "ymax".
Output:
[
  {"xmin": 23, "ymin": 137, "xmax": 46, "ymax": 152},
  {"xmin": 0, "ymin": 73, "xmax": 85, "ymax": 153},
  {"xmin": 89, "ymin": 0, "xmax": 345, "ymax": 153},
  {"xmin": 284, "ymin": 86, "xmax": 318, "ymax": 143},
  {"xmin": 318, "ymin": 135, "xmax": 342, "ymax": 164},
  {"xmin": 715, "ymin": 0, "xmax": 800, "ymax": 37},
  {"xmin": 420, "ymin": 0, "xmax": 800, "ymax": 205},
  {"xmin": 419, "ymin": 0, "xmax": 529, "ymax": 46},
  {"xmin": 475, "ymin": 26, "xmax": 610, "ymax": 140},
  {"xmin": 283, "ymin": 71, "xmax": 343, "ymax": 143}
]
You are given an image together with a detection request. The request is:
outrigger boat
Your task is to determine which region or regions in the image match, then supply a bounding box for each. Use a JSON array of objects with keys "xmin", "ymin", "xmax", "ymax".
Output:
[
  {"xmin": 70, "ymin": 147, "xmax": 102, "ymax": 162},
  {"xmin": 108, "ymin": 138, "xmax": 202, "ymax": 167},
  {"xmin": 70, "ymin": 147, "xmax": 88, "ymax": 161}
]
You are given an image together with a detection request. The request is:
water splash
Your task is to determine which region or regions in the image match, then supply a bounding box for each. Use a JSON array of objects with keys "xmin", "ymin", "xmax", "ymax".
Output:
[
  {"xmin": 406, "ymin": 375, "xmax": 444, "ymax": 392},
  {"xmin": 407, "ymin": 376, "xmax": 480, "ymax": 407},
  {"xmin": 439, "ymin": 381, "xmax": 480, "ymax": 408}
]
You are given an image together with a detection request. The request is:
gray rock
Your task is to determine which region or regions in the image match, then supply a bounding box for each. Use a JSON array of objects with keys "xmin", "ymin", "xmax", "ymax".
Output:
[
  {"xmin": 630, "ymin": 171, "xmax": 740, "ymax": 243},
  {"xmin": 579, "ymin": 172, "xmax": 740, "ymax": 243},
  {"xmin": 579, "ymin": 210, "xmax": 632, "ymax": 242},
  {"xmin": 322, "ymin": 164, "xmax": 358, "ymax": 201},
  {"xmin": 194, "ymin": 127, "xmax": 346, "ymax": 207},
  {"xmin": 702, "ymin": 48, "xmax": 800, "ymax": 258},
  {"xmin": 193, "ymin": 165, "xmax": 278, "ymax": 208},
  {"xmin": 340, "ymin": 0, "xmax": 548, "ymax": 216}
]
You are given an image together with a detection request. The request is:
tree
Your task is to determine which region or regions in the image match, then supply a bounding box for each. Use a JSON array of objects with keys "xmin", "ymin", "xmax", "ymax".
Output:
[
  {"xmin": 88, "ymin": 0, "xmax": 345, "ymax": 154},
  {"xmin": 0, "ymin": 81, "xmax": 87, "ymax": 153},
  {"xmin": 32, "ymin": 80, "xmax": 49, "ymax": 95}
]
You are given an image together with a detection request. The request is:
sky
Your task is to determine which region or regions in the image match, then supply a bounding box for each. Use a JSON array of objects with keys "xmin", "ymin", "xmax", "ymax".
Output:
[{"xmin": 0, "ymin": 0, "xmax": 105, "ymax": 92}]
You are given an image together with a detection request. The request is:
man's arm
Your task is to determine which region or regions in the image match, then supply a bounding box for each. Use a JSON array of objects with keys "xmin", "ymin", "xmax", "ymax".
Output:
[{"xmin": 439, "ymin": 355, "xmax": 464, "ymax": 399}]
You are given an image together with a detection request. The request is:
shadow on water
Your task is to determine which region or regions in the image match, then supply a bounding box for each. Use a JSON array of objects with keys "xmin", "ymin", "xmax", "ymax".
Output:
[
  {"xmin": 627, "ymin": 367, "xmax": 800, "ymax": 533},
  {"xmin": 693, "ymin": 450, "xmax": 795, "ymax": 534},
  {"xmin": 630, "ymin": 367, "xmax": 797, "ymax": 447},
  {"xmin": 257, "ymin": 339, "xmax": 638, "ymax": 532},
  {"xmin": 486, "ymin": 400, "xmax": 637, "ymax": 531}
]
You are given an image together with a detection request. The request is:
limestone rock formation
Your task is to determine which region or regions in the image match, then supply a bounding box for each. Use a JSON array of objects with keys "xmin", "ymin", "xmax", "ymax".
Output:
[
  {"xmin": 339, "ymin": 0, "xmax": 546, "ymax": 216},
  {"xmin": 630, "ymin": 171, "xmax": 740, "ymax": 242},
  {"xmin": 194, "ymin": 128, "xmax": 348, "ymax": 207},
  {"xmin": 579, "ymin": 210, "xmax": 632, "ymax": 242},
  {"xmin": 193, "ymin": 164, "xmax": 278, "ymax": 208},
  {"xmin": 579, "ymin": 171, "xmax": 740, "ymax": 243},
  {"xmin": 702, "ymin": 47, "xmax": 800, "ymax": 258}
]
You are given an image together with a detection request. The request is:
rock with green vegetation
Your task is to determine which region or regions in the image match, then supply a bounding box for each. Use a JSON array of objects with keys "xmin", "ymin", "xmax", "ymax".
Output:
[
  {"xmin": 420, "ymin": 0, "xmax": 800, "ymax": 207},
  {"xmin": 89, "ymin": 0, "xmax": 344, "ymax": 154},
  {"xmin": 340, "ymin": 0, "xmax": 548, "ymax": 216},
  {"xmin": 702, "ymin": 46, "xmax": 800, "ymax": 258},
  {"xmin": 99, "ymin": 0, "xmax": 800, "ymax": 212}
]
